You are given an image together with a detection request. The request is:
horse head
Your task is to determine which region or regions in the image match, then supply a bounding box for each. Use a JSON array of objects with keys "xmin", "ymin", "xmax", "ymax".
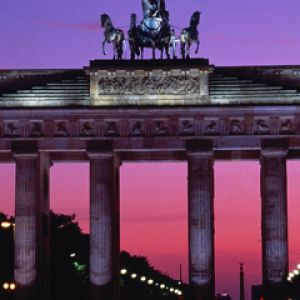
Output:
[
  {"xmin": 130, "ymin": 13, "xmax": 137, "ymax": 27},
  {"xmin": 190, "ymin": 11, "xmax": 201, "ymax": 28},
  {"xmin": 100, "ymin": 14, "xmax": 111, "ymax": 28}
]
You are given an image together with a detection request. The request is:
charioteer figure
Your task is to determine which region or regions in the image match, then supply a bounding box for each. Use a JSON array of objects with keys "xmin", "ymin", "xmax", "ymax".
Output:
[{"xmin": 142, "ymin": 0, "xmax": 161, "ymax": 18}]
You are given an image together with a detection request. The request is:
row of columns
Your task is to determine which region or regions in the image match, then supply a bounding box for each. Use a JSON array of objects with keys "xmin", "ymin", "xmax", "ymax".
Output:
[{"xmin": 12, "ymin": 146, "xmax": 288, "ymax": 300}]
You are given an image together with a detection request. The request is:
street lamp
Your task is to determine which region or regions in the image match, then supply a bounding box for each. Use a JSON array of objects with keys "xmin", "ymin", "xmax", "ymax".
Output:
[
  {"xmin": 147, "ymin": 279, "xmax": 154, "ymax": 285},
  {"xmin": 2, "ymin": 282, "xmax": 16, "ymax": 291},
  {"xmin": 1, "ymin": 221, "xmax": 14, "ymax": 229},
  {"xmin": 120, "ymin": 269, "xmax": 127, "ymax": 275}
]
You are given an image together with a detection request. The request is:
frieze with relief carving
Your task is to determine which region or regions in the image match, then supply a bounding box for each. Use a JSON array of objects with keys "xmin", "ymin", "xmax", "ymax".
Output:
[
  {"xmin": 1, "ymin": 114, "xmax": 300, "ymax": 139},
  {"xmin": 98, "ymin": 75, "xmax": 200, "ymax": 95}
]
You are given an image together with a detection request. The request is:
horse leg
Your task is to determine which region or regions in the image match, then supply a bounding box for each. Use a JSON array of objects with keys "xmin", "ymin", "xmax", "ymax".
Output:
[
  {"xmin": 173, "ymin": 44, "xmax": 177, "ymax": 59},
  {"xmin": 130, "ymin": 42, "xmax": 135, "ymax": 60},
  {"xmin": 112, "ymin": 43, "xmax": 116, "ymax": 60},
  {"xmin": 165, "ymin": 46, "xmax": 170, "ymax": 59},
  {"xmin": 102, "ymin": 40, "xmax": 107, "ymax": 56},
  {"xmin": 118, "ymin": 42, "xmax": 123, "ymax": 60},
  {"xmin": 195, "ymin": 39, "xmax": 200, "ymax": 54},
  {"xmin": 160, "ymin": 48, "xmax": 163, "ymax": 59},
  {"xmin": 152, "ymin": 45, "xmax": 156, "ymax": 60},
  {"xmin": 186, "ymin": 42, "xmax": 191, "ymax": 59},
  {"xmin": 141, "ymin": 47, "xmax": 144, "ymax": 60},
  {"xmin": 181, "ymin": 42, "xmax": 185, "ymax": 59},
  {"xmin": 117, "ymin": 47, "xmax": 121, "ymax": 60}
]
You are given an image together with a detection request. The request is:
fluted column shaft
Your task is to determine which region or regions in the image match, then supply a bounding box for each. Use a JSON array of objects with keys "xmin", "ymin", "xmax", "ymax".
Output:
[
  {"xmin": 188, "ymin": 151, "xmax": 215, "ymax": 300},
  {"xmin": 260, "ymin": 149, "xmax": 288, "ymax": 297},
  {"xmin": 14, "ymin": 152, "xmax": 50, "ymax": 300},
  {"xmin": 89, "ymin": 152, "xmax": 119, "ymax": 300}
]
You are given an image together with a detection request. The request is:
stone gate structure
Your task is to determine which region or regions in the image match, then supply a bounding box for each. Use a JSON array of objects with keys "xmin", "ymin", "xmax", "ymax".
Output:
[{"xmin": 1, "ymin": 59, "xmax": 300, "ymax": 300}]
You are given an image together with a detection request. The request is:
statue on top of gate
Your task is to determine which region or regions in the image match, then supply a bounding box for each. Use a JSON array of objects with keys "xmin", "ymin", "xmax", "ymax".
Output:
[{"xmin": 101, "ymin": 0, "xmax": 201, "ymax": 60}]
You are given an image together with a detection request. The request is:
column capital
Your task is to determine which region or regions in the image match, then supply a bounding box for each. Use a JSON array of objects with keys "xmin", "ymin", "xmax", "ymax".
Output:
[
  {"xmin": 13, "ymin": 152, "xmax": 39, "ymax": 159},
  {"xmin": 186, "ymin": 139, "xmax": 213, "ymax": 158},
  {"xmin": 261, "ymin": 148, "xmax": 288, "ymax": 158},
  {"xmin": 87, "ymin": 151, "xmax": 114, "ymax": 160},
  {"xmin": 261, "ymin": 138, "xmax": 289, "ymax": 158},
  {"xmin": 187, "ymin": 150, "xmax": 214, "ymax": 158}
]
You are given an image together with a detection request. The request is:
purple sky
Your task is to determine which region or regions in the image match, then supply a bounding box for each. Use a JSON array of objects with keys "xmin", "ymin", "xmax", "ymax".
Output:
[
  {"xmin": 1, "ymin": 0, "xmax": 300, "ymax": 68},
  {"xmin": 1, "ymin": 1, "xmax": 300, "ymax": 299}
]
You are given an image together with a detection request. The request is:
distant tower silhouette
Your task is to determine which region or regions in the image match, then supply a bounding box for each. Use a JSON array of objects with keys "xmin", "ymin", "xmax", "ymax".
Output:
[
  {"xmin": 239, "ymin": 263, "xmax": 245, "ymax": 300},
  {"xmin": 179, "ymin": 264, "xmax": 182, "ymax": 282}
]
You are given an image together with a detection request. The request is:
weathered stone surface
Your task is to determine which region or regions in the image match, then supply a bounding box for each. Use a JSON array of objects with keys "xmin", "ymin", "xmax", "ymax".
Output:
[
  {"xmin": 2, "ymin": 59, "xmax": 300, "ymax": 300},
  {"xmin": 260, "ymin": 149, "xmax": 288, "ymax": 295},
  {"xmin": 14, "ymin": 151, "xmax": 50, "ymax": 300},
  {"xmin": 1, "ymin": 61, "xmax": 300, "ymax": 107},
  {"xmin": 88, "ymin": 152, "xmax": 119, "ymax": 300},
  {"xmin": 188, "ymin": 150, "xmax": 215, "ymax": 300}
]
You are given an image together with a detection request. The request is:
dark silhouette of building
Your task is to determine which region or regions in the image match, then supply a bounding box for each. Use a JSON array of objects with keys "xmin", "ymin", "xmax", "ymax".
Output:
[
  {"xmin": 252, "ymin": 285, "xmax": 263, "ymax": 300},
  {"xmin": 240, "ymin": 263, "xmax": 245, "ymax": 300}
]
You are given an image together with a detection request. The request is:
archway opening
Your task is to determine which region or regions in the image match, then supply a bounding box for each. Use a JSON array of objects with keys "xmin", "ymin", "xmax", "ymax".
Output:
[
  {"xmin": 50, "ymin": 162, "xmax": 89, "ymax": 300},
  {"xmin": 215, "ymin": 161, "xmax": 261, "ymax": 300},
  {"xmin": 287, "ymin": 161, "xmax": 300, "ymax": 273},
  {"xmin": 0, "ymin": 163, "xmax": 15, "ymax": 296},
  {"xmin": 120, "ymin": 162, "xmax": 188, "ymax": 293}
]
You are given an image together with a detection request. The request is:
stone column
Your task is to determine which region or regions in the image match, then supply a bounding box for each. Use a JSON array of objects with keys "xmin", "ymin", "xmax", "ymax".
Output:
[
  {"xmin": 14, "ymin": 151, "xmax": 51, "ymax": 300},
  {"xmin": 89, "ymin": 152, "xmax": 120, "ymax": 300},
  {"xmin": 260, "ymin": 149, "xmax": 288, "ymax": 298},
  {"xmin": 187, "ymin": 150, "xmax": 215, "ymax": 300}
]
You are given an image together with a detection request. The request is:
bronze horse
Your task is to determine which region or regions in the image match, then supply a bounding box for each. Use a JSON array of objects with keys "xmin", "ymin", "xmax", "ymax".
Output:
[
  {"xmin": 180, "ymin": 11, "xmax": 201, "ymax": 59},
  {"xmin": 101, "ymin": 14, "xmax": 125, "ymax": 60},
  {"xmin": 128, "ymin": 13, "xmax": 141, "ymax": 60}
]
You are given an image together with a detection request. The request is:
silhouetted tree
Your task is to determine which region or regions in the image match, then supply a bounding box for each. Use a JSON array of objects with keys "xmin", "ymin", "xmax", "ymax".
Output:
[{"xmin": 0, "ymin": 211, "xmax": 187, "ymax": 300}]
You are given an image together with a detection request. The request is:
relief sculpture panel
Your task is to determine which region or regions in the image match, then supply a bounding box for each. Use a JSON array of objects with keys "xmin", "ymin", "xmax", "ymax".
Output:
[{"xmin": 98, "ymin": 75, "xmax": 200, "ymax": 95}]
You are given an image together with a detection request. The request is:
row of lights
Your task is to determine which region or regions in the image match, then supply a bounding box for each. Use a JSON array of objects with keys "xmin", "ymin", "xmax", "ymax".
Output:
[
  {"xmin": 2, "ymin": 282, "xmax": 16, "ymax": 291},
  {"xmin": 287, "ymin": 264, "xmax": 300, "ymax": 282},
  {"xmin": 120, "ymin": 268, "xmax": 183, "ymax": 296}
]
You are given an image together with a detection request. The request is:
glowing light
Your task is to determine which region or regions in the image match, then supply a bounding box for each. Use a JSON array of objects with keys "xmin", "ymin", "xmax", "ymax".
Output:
[
  {"xmin": 160, "ymin": 284, "xmax": 165, "ymax": 289},
  {"xmin": 140, "ymin": 276, "xmax": 146, "ymax": 282},
  {"xmin": 9, "ymin": 283, "xmax": 16, "ymax": 290},
  {"xmin": 131, "ymin": 273, "xmax": 137, "ymax": 279},
  {"xmin": 1, "ymin": 222, "xmax": 12, "ymax": 229},
  {"xmin": 294, "ymin": 269, "xmax": 300, "ymax": 275},
  {"xmin": 170, "ymin": 287, "xmax": 175, "ymax": 292},
  {"xmin": 147, "ymin": 279, "xmax": 154, "ymax": 285},
  {"xmin": 120, "ymin": 269, "xmax": 127, "ymax": 275},
  {"xmin": 289, "ymin": 272, "xmax": 295, "ymax": 278},
  {"xmin": 175, "ymin": 289, "xmax": 182, "ymax": 295},
  {"xmin": 70, "ymin": 253, "xmax": 76, "ymax": 258},
  {"xmin": 297, "ymin": 264, "xmax": 300, "ymax": 269},
  {"xmin": 3, "ymin": 283, "xmax": 9, "ymax": 290}
]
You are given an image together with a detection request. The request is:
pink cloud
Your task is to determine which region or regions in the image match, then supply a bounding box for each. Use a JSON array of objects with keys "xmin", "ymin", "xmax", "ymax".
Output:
[
  {"xmin": 276, "ymin": 39, "xmax": 299, "ymax": 47},
  {"xmin": 33, "ymin": 18, "xmax": 100, "ymax": 32}
]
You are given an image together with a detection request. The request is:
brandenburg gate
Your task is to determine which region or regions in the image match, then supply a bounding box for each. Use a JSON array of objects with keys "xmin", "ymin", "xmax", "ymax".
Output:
[{"xmin": 1, "ymin": 59, "xmax": 300, "ymax": 300}]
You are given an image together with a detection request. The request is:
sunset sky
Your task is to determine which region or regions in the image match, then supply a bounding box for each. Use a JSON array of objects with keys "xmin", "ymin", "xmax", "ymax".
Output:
[{"xmin": 1, "ymin": 0, "xmax": 300, "ymax": 299}]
